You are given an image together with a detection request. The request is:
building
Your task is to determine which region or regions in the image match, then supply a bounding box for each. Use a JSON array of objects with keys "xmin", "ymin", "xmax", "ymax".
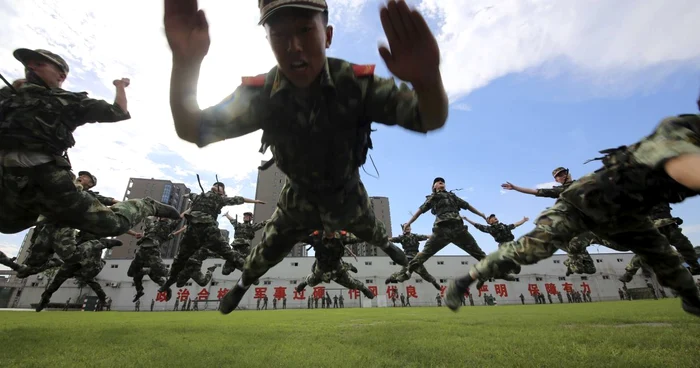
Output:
[
  {"xmin": 14, "ymin": 251, "xmax": 693, "ymax": 311},
  {"xmin": 252, "ymin": 160, "xmax": 307, "ymax": 257},
  {"xmin": 107, "ymin": 178, "xmax": 191, "ymax": 260}
]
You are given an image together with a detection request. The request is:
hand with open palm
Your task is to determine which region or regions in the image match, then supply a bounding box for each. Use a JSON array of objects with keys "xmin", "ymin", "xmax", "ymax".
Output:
[
  {"xmin": 164, "ymin": 0, "xmax": 211, "ymax": 65},
  {"xmin": 378, "ymin": 0, "xmax": 441, "ymax": 88}
]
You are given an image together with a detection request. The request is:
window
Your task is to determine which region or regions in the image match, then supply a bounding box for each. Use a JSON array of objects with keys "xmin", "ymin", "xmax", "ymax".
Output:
[
  {"xmin": 514, "ymin": 278, "xmax": 520, "ymax": 282},
  {"xmin": 536, "ymin": 277, "xmax": 543, "ymax": 281},
  {"xmin": 290, "ymin": 280, "xmax": 297, "ymax": 284},
  {"xmin": 186, "ymin": 282, "xmax": 192, "ymax": 286},
  {"xmin": 166, "ymin": 264, "xmax": 171, "ymax": 268},
  {"xmin": 616, "ymin": 258, "xmax": 623, "ymax": 262},
  {"xmin": 437, "ymin": 261, "xmax": 444, "ymax": 265},
  {"xmin": 110, "ymin": 264, "xmax": 118, "ymax": 269},
  {"xmin": 581, "ymin": 276, "xmax": 588, "ymax": 280},
  {"xmin": 389, "ymin": 262, "xmax": 396, "ymax": 266},
  {"xmin": 461, "ymin": 261, "xmax": 469, "ymax": 265},
  {"xmin": 211, "ymin": 282, "xmax": 219, "ymax": 286},
  {"xmin": 31, "ymin": 282, "xmax": 38, "ymax": 287},
  {"xmin": 365, "ymin": 279, "xmax": 374, "ymax": 284},
  {"xmin": 291, "ymin": 262, "xmax": 298, "ymax": 267},
  {"xmin": 596, "ymin": 259, "xmax": 603, "ymax": 263},
  {"xmin": 215, "ymin": 263, "xmax": 222, "ymax": 267},
  {"xmin": 415, "ymin": 279, "xmax": 423, "ymax": 283},
  {"xmin": 365, "ymin": 261, "xmax": 372, "ymax": 266},
  {"xmin": 602, "ymin": 276, "xmax": 610, "ymax": 280},
  {"xmin": 105, "ymin": 283, "xmax": 110, "ymax": 287},
  {"xmin": 553, "ymin": 260, "xmax": 561, "ymax": 264},
  {"xmin": 558, "ymin": 277, "xmax": 566, "ymax": 281},
  {"xmin": 439, "ymin": 279, "xmax": 447, "ymax": 283},
  {"xmin": 264, "ymin": 280, "xmax": 272, "ymax": 285},
  {"xmin": 488, "ymin": 278, "xmax": 494, "ymax": 282},
  {"xmin": 161, "ymin": 184, "xmax": 172, "ymax": 203}
]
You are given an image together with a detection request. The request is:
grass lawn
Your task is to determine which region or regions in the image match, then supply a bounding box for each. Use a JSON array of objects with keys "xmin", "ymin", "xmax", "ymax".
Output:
[{"xmin": 1, "ymin": 299, "xmax": 699, "ymax": 368}]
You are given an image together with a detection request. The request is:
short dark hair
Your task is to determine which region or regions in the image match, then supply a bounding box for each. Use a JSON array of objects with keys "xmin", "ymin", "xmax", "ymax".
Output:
[
  {"xmin": 487, "ymin": 214, "xmax": 496, "ymax": 220},
  {"xmin": 265, "ymin": 8, "xmax": 329, "ymax": 26}
]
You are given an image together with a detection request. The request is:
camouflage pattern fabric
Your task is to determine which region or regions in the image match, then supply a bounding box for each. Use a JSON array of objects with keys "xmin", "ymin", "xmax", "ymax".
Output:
[
  {"xmin": 186, "ymin": 191, "xmax": 244, "ymax": 224},
  {"xmin": 230, "ymin": 218, "xmax": 268, "ymax": 242},
  {"xmin": 138, "ymin": 217, "xmax": 180, "ymax": 248},
  {"xmin": 17, "ymin": 223, "xmax": 79, "ymax": 278},
  {"xmin": 408, "ymin": 221, "xmax": 486, "ymax": 272},
  {"xmin": 418, "ymin": 190, "xmax": 473, "ymax": 226},
  {"xmin": 467, "ymin": 115, "xmax": 700, "ymax": 302},
  {"xmin": 240, "ymin": 180, "xmax": 407, "ymax": 285},
  {"xmin": 128, "ymin": 243, "xmax": 169, "ymax": 294},
  {"xmin": 534, "ymin": 181, "xmax": 573, "ymax": 199},
  {"xmin": 40, "ymin": 238, "xmax": 112, "ymax": 306},
  {"xmin": 0, "ymin": 162, "xmax": 178, "ymax": 235},
  {"xmin": 161, "ymin": 222, "xmax": 243, "ymax": 290},
  {"xmin": 299, "ymin": 235, "xmax": 371, "ymax": 295},
  {"xmin": 387, "ymin": 232, "xmax": 439, "ymax": 288},
  {"xmin": 0, "ymin": 250, "xmax": 24, "ymax": 271},
  {"xmin": 176, "ymin": 246, "xmax": 218, "ymax": 288},
  {"xmin": 472, "ymin": 222, "xmax": 516, "ymax": 243},
  {"xmin": 223, "ymin": 219, "xmax": 268, "ymax": 274}
]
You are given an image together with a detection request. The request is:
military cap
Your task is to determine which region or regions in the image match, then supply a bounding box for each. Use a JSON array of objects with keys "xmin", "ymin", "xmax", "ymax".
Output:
[
  {"xmin": 552, "ymin": 167, "xmax": 568, "ymax": 178},
  {"xmin": 258, "ymin": 0, "xmax": 328, "ymax": 25},
  {"xmin": 78, "ymin": 171, "xmax": 97, "ymax": 186},
  {"xmin": 13, "ymin": 48, "xmax": 69, "ymax": 74},
  {"xmin": 433, "ymin": 177, "xmax": 445, "ymax": 185},
  {"xmin": 243, "ymin": 212, "xmax": 253, "ymax": 216},
  {"xmin": 488, "ymin": 214, "xmax": 496, "ymax": 219},
  {"xmin": 213, "ymin": 181, "xmax": 225, "ymax": 188}
]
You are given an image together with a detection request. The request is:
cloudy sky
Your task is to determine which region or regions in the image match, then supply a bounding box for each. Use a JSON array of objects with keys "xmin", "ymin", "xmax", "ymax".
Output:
[{"xmin": 1, "ymin": 0, "xmax": 699, "ymax": 265}]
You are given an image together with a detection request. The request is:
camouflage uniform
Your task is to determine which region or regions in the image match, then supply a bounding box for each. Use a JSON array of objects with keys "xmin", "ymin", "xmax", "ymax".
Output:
[
  {"xmin": 159, "ymin": 190, "xmax": 246, "ymax": 295},
  {"xmin": 221, "ymin": 217, "xmax": 269, "ymax": 275},
  {"xmin": 472, "ymin": 221, "xmax": 523, "ymax": 274},
  {"xmin": 19, "ymin": 188, "xmax": 117, "ymax": 277},
  {"xmin": 296, "ymin": 232, "xmax": 374, "ymax": 299},
  {"xmin": 36, "ymin": 238, "xmax": 122, "ymax": 312},
  {"xmin": 209, "ymin": 57, "xmax": 427, "ymax": 312},
  {"xmin": 447, "ymin": 115, "xmax": 700, "ymax": 316},
  {"xmin": 386, "ymin": 232, "xmax": 441, "ymax": 290},
  {"xmin": 128, "ymin": 217, "xmax": 180, "ymax": 301},
  {"xmin": 306, "ymin": 231, "xmax": 361, "ymax": 275},
  {"xmin": 0, "ymin": 49, "xmax": 180, "ymax": 236},
  {"xmin": 407, "ymin": 189, "xmax": 486, "ymax": 269},
  {"xmin": 176, "ymin": 247, "xmax": 218, "ymax": 288}
]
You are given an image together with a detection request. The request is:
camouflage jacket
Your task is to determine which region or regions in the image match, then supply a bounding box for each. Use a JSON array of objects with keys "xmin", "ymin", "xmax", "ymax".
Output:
[
  {"xmin": 419, "ymin": 190, "xmax": 472, "ymax": 226},
  {"xmin": 389, "ymin": 233, "xmax": 429, "ymax": 257},
  {"xmin": 472, "ymin": 222, "xmax": 516, "ymax": 243},
  {"xmin": 138, "ymin": 217, "xmax": 179, "ymax": 248},
  {"xmin": 561, "ymin": 114, "xmax": 700, "ymax": 220},
  {"xmin": 230, "ymin": 219, "xmax": 268, "ymax": 241},
  {"xmin": 186, "ymin": 191, "xmax": 244, "ymax": 224},
  {"xmin": 535, "ymin": 180, "xmax": 574, "ymax": 199},
  {"xmin": 0, "ymin": 82, "xmax": 130, "ymax": 155},
  {"xmin": 198, "ymin": 58, "xmax": 427, "ymax": 193},
  {"xmin": 305, "ymin": 232, "xmax": 361, "ymax": 272},
  {"xmin": 649, "ymin": 202, "xmax": 672, "ymax": 220},
  {"xmin": 187, "ymin": 246, "xmax": 218, "ymax": 265}
]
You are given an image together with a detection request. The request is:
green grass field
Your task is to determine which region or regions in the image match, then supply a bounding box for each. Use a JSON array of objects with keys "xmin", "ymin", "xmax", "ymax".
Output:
[{"xmin": 2, "ymin": 299, "xmax": 699, "ymax": 368}]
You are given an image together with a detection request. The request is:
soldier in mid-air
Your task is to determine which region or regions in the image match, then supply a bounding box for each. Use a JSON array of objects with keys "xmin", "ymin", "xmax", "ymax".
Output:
[
  {"xmin": 128, "ymin": 216, "xmax": 182, "ymax": 302},
  {"xmin": 163, "ymin": 0, "xmax": 449, "ymax": 313},
  {"xmin": 446, "ymin": 113, "xmax": 700, "ymax": 317},
  {"xmin": 463, "ymin": 214, "xmax": 529, "ymax": 274},
  {"xmin": 385, "ymin": 223, "xmax": 440, "ymax": 290},
  {"xmin": 0, "ymin": 48, "xmax": 181, "ymax": 237},
  {"xmin": 221, "ymin": 211, "xmax": 268, "ymax": 275},
  {"xmin": 296, "ymin": 231, "xmax": 375, "ymax": 300},
  {"xmin": 175, "ymin": 245, "xmax": 219, "ymax": 288},
  {"xmin": 157, "ymin": 182, "xmax": 263, "ymax": 299}
]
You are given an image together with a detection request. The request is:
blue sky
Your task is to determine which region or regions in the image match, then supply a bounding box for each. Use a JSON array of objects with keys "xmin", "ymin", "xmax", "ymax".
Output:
[{"xmin": 1, "ymin": 0, "xmax": 699, "ymax": 264}]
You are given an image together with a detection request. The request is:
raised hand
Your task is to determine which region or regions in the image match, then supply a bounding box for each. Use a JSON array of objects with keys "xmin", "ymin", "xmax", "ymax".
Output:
[
  {"xmin": 164, "ymin": 0, "xmax": 211, "ymax": 65},
  {"xmin": 501, "ymin": 182, "xmax": 515, "ymax": 190},
  {"xmin": 378, "ymin": 0, "xmax": 440, "ymax": 87},
  {"xmin": 113, "ymin": 78, "xmax": 130, "ymax": 88}
]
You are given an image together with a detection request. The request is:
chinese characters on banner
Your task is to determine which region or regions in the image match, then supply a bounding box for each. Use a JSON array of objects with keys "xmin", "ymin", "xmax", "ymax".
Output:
[
  {"xmin": 312, "ymin": 286, "xmax": 325, "ymax": 299},
  {"xmin": 562, "ymin": 282, "xmax": 573, "ymax": 293},
  {"xmin": 176, "ymin": 288, "xmax": 190, "ymax": 302},
  {"xmin": 478, "ymin": 284, "xmax": 489, "ymax": 297},
  {"xmin": 155, "ymin": 291, "xmax": 168, "ymax": 302},
  {"xmin": 406, "ymin": 285, "xmax": 418, "ymax": 298},
  {"xmin": 254, "ymin": 287, "xmax": 267, "ymax": 299},
  {"xmin": 527, "ymin": 284, "xmax": 540, "ymax": 296},
  {"xmin": 293, "ymin": 289, "xmax": 305, "ymax": 300},
  {"xmin": 197, "ymin": 288, "xmax": 210, "ymax": 300},
  {"xmin": 386, "ymin": 285, "xmax": 398, "ymax": 299},
  {"xmin": 274, "ymin": 286, "xmax": 287, "ymax": 300},
  {"xmin": 216, "ymin": 288, "xmax": 229, "ymax": 300},
  {"xmin": 348, "ymin": 289, "xmax": 360, "ymax": 299},
  {"xmin": 580, "ymin": 282, "xmax": 591, "ymax": 294},
  {"xmin": 368, "ymin": 286, "xmax": 378, "ymax": 296},
  {"xmin": 544, "ymin": 283, "xmax": 558, "ymax": 295},
  {"xmin": 494, "ymin": 284, "xmax": 508, "ymax": 297}
]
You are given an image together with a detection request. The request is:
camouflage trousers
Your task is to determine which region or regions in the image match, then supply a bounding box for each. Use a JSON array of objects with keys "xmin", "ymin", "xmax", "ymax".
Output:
[
  {"xmin": 176, "ymin": 261, "xmax": 214, "ymax": 288},
  {"xmin": 659, "ymin": 224, "xmax": 700, "ymax": 270},
  {"xmin": 18, "ymin": 223, "xmax": 79, "ymax": 278},
  {"xmin": 304, "ymin": 262, "xmax": 365, "ymax": 291},
  {"xmin": 470, "ymin": 199, "xmax": 698, "ymax": 296},
  {"xmin": 222, "ymin": 238, "xmax": 249, "ymax": 275},
  {"xmin": 127, "ymin": 243, "xmax": 168, "ymax": 293},
  {"xmin": 390, "ymin": 261, "xmax": 438, "ymax": 284},
  {"xmin": 408, "ymin": 221, "xmax": 485, "ymax": 271},
  {"xmin": 311, "ymin": 259, "xmax": 357, "ymax": 274},
  {"xmin": 42, "ymin": 239, "xmax": 107, "ymax": 302},
  {"xmin": 566, "ymin": 231, "xmax": 629, "ymax": 275},
  {"xmin": 0, "ymin": 162, "xmax": 169, "ymax": 235},
  {"xmin": 241, "ymin": 180, "xmax": 406, "ymax": 285},
  {"xmin": 162, "ymin": 222, "xmax": 238, "ymax": 289}
]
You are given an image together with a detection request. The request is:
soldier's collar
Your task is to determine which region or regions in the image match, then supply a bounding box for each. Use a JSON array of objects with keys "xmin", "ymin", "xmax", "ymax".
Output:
[{"xmin": 269, "ymin": 58, "xmax": 336, "ymax": 99}]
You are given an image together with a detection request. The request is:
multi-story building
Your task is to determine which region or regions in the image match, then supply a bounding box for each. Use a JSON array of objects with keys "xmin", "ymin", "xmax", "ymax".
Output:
[
  {"xmin": 13, "ymin": 252, "xmax": 694, "ymax": 310},
  {"xmin": 343, "ymin": 196, "xmax": 393, "ymax": 257},
  {"xmin": 107, "ymin": 178, "xmax": 191, "ymax": 260}
]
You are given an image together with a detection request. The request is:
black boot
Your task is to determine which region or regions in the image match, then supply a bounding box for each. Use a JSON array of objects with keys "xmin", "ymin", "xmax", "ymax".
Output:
[{"xmin": 220, "ymin": 283, "xmax": 249, "ymax": 315}]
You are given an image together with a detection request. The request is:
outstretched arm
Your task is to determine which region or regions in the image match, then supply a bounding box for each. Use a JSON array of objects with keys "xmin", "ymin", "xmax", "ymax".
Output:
[
  {"xmin": 513, "ymin": 216, "xmax": 530, "ymax": 228},
  {"xmin": 171, "ymin": 226, "xmax": 187, "ymax": 237},
  {"xmin": 501, "ymin": 182, "xmax": 538, "ymax": 196}
]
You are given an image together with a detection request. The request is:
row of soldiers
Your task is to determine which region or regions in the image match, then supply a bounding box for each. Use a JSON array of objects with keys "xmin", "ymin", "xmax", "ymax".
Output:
[{"xmin": 1, "ymin": 0, "xmax": 699, "ymax": 320}]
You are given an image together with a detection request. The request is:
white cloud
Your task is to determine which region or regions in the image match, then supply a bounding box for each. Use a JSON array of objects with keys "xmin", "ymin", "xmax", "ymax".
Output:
[
  {"xmin": 535, "ymin": 181, "xmax": 558, "ymax": 189},
  {"xmin": 418, "ymin": 0, "xmax": 700, "ymax": 101},
  {"xmin": 452, "ymin": 103, "xmax": 472, "ymax": 112},
  {"xmin": 681, "ymin": 224, "xmax": 700, "ymax": 235}
]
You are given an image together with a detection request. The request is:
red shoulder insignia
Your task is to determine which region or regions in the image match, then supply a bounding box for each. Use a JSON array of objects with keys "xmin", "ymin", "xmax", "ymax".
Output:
[
  {"xmin": 352, "ymin": 64, "xmax": 375, "ymax": 77},
  {"xmin": 241, "ymin": 74, "xmax": 266, "ymax": 87}
]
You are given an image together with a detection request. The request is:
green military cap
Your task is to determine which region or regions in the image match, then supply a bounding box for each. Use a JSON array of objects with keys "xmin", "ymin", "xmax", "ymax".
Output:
[
  {"xmin": 433, "ymin": 177, "xmax": 445, "ymax": 185},
  {"xmin": 78, "ymin": 171, "xmax": 97, "ymax": 186},
  {"xmin": 258, "ymin": 0, "xmax": 328, "ymax": 25},
  {"xmin": 552, "ymin": 167, "xmax": 568, "ymax": 178},
  {"xmin": 213, "ymin": 181, "xmax": 225, "ymax": 188},
  {"xmin": 13, "ymin": 48, "xmax": 69, "ymax": 74},
  {"xmin": 243, "ymin": 212, "xmax": 253, "ymax": 216}
]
